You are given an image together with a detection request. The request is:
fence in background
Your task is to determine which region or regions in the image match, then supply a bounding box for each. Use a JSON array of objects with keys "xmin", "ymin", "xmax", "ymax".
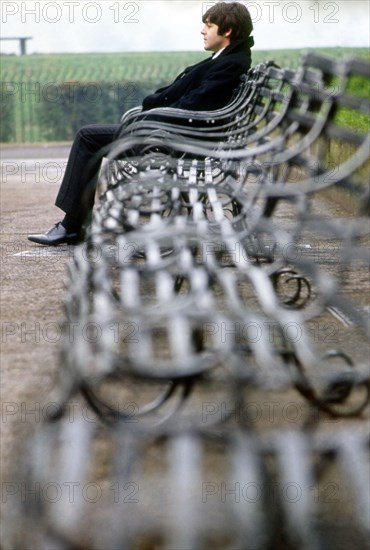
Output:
[{"xmin": 0, "ymin": 81, "xmax": 153, "ymax": 142}]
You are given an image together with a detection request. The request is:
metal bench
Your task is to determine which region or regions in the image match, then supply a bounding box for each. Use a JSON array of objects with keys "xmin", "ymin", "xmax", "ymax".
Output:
[{"xmin": 6, "ymin": 52, "xmax": 369, "ymax": 549}]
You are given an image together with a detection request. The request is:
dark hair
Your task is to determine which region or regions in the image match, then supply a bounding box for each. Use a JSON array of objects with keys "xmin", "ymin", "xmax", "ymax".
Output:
[{"xmin": 202, "ymin": 2, "xmax": 253, "ymax": 42}]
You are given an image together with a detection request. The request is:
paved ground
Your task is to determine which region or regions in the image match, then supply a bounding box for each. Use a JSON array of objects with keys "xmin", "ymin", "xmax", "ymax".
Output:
[
  {"xmin": 1, "ymin": 144, "xmax": 369, "ymax": 548},
  {"xmin": 1, "ymin": 143, "xmax": 74, "ymax": 492}
]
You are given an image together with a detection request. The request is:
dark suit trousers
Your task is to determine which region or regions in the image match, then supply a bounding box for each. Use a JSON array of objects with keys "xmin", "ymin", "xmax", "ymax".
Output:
[{"xmin": 55, "ymin": 124, "xmax": 120, "ymax": 223}]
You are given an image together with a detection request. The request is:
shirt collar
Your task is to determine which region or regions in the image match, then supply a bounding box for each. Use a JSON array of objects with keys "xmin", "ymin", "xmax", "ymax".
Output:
[{"xmin": 212, "ymin": 47, "xmax": 226, "ymax": 60}]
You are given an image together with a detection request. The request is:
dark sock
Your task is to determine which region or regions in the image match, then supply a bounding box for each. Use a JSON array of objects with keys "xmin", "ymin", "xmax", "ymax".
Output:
[{"xmin": 61, "ymin": 214, "xmax": 81, "ymax": 233}]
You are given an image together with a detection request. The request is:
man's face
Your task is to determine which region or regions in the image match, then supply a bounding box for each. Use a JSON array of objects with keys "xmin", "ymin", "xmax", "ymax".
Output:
[{"xmin": 201, "ymin": 18, "xmax": 231, "ymax": 53}]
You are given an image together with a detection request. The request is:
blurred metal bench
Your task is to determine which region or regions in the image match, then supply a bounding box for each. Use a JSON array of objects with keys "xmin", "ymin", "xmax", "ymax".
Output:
[{"xmin": 5, "ymin": 52, "xmax": 369, "ymax": 550}]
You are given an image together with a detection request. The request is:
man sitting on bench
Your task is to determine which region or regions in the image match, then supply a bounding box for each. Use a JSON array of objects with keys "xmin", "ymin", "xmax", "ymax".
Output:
[{"xmin": 28, "ymin": 1, "xmax": 254, "ymax": 246}]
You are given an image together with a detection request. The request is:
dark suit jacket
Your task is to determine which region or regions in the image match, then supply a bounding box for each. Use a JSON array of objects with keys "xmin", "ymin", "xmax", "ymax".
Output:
[{"xmin": 141, "ymin": 39, "xmax": 253, "ymax": 112}]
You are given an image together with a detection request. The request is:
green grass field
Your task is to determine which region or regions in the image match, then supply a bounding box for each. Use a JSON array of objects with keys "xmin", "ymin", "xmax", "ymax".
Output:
[
  {"xmin": 2, "ymin": 47, "xmax": 369, "ymax": 85},
  {"xmin": 1, "ymin": 47, "xmax": 369, "ymax": 142}
]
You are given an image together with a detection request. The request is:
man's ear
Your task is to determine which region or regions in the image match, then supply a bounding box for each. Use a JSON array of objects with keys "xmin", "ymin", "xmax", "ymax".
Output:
[{"xmin": 224, "ymin": 28, "xmax": 232, "ymax": 38}]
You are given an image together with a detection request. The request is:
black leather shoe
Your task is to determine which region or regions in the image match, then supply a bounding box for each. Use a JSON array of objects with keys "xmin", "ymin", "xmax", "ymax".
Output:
[{"xmin": 28, "ymin": 222, "xmax": 81, "ymax": 246}]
